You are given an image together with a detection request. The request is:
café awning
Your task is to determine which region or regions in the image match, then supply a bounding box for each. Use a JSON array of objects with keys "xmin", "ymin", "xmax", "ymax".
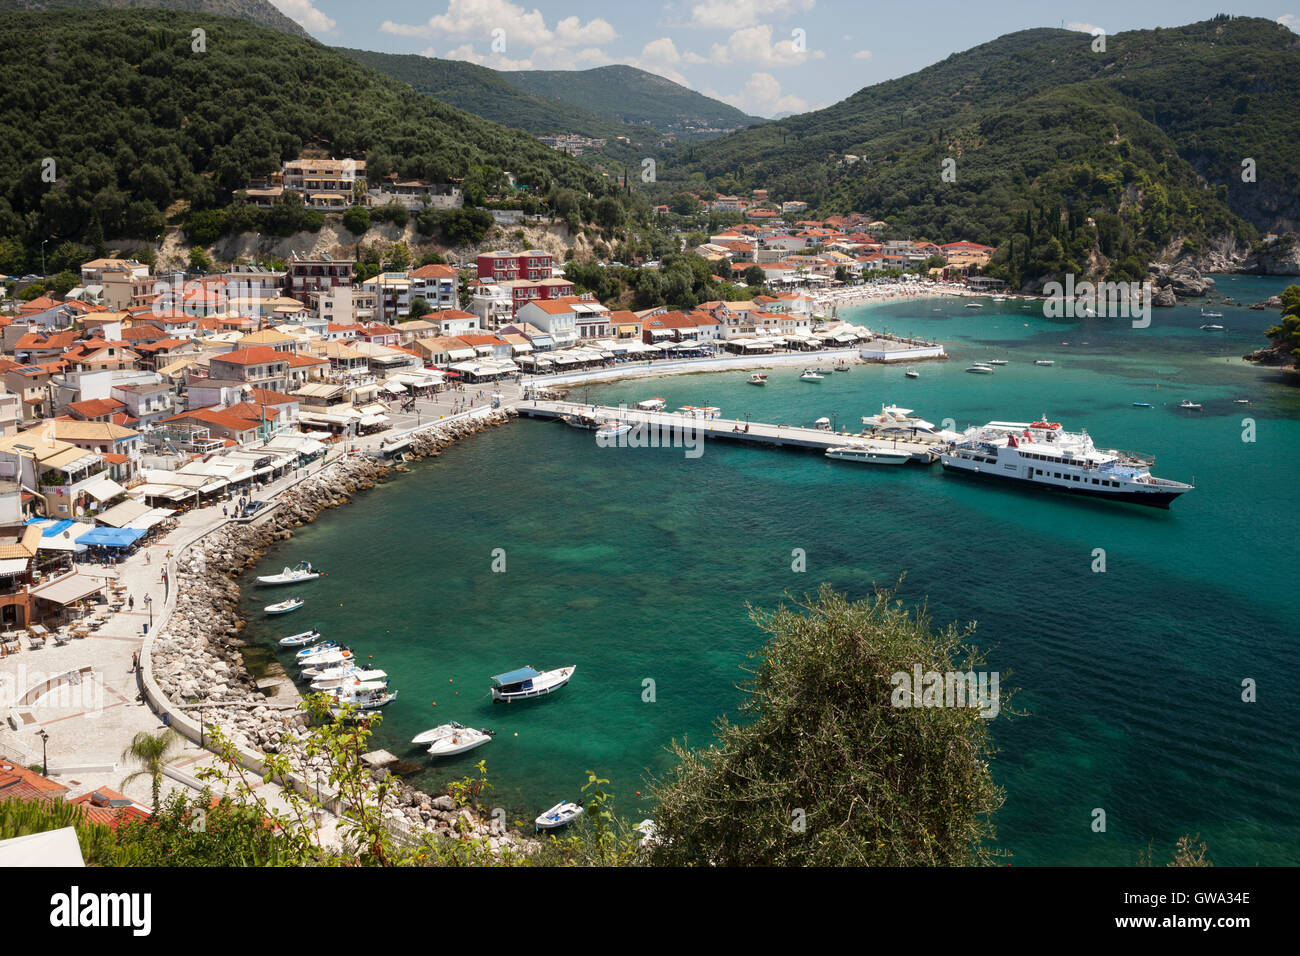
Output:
[{"xmin": 29, "ymin": 573, "xmax": 110, "ymax": 605}]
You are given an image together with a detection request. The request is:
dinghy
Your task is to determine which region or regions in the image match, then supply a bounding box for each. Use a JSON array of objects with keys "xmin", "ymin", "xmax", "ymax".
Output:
[
  {"xmin": 265, "ymin": 597, "xmax": 303, "ymax": 615},
  {"xmin": 257, "ymin": 561, "xmax": 325, "ymax": 586},
  {"xmin": 294, "ymin": 642, "xmax": 339, "ymax": 660},
  {"xmin": 278, "ymin": 629, "xmax": 321, "ymax": 647},
  {"xmin": 412, "ymin": 722, "xmax": 494, "ymax": 758},
  {"xmin": 490, "ymin": 666, "xmax": 575, "ymax": 702},
  {"xmin": 535, "ymin": 800, "xmax": 584, "ymax": 831}
]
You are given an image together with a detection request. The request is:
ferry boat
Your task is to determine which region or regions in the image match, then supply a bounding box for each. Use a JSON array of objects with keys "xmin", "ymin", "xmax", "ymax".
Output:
[
  {"xmin": 940, "ymin": 417, "xmax": 1194, "ymax": 508},
  {"xmin": 257, "ymin": 561, "xmax": 324, "ymax": 586},
  {"xmin": 799, "ymin": 368, "xmax": 826, "ymax": 382},
  {"xmin": 965, "ymin": 364, "xmax": 995, "ymax": 374},
  {"xmin": 747, "ymin": 373, "xmax": 768, "ymax": 385},
  {"xmin": 491, "ymin": 665, "xmax": 575, "ymax": 702},
  {"xmin": 825, "ymin": 445, "xmax": 910, "ymax": 465}
]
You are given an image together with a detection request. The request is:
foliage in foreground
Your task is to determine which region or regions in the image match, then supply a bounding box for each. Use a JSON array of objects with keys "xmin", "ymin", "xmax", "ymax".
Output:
[{"xmin": 646, "ymin": 584, "xmax": 1010, "ymax": 866}]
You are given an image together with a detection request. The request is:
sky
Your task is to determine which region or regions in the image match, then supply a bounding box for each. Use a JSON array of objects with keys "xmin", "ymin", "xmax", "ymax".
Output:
[{"xmin": 271, "ymin": 1, "xmax": 1300, "ymax": 118}]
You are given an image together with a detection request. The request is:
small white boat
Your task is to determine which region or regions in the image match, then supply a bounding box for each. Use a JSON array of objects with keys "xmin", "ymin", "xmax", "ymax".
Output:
[
  {"xmin": 298, "ymin": 649, "xmax": 353, "ymax": 670},
  {"xmin": 746, "ymin": 373, "xmax": 768, "ymax": 385},
  {"xmin": 309, "ymin": 668, "xmax": 387, "ymax": 691},
  {"xmin": 327, "ymin": 681, "xmax": 397, "ymax": 710},
  {"xmin": 491, "ymin": 665, "xmax": 575, "ymax": 702},
  {"xmin": 987, "ymin": 359, "xmax": 1009, "ymax": 366},
  {"xmin": 813, "ymin": 417, "xmax": 832, "ymax": 431},
  {"xmin": 1178, "ymin": 400, "xmax": 1203, "ymax": 410},
  {"xmin": 1199, "ymin": 323, "xmax": 1226, "ymax": 331},
  {"xmin": 535, "ymin": 800, "xmax": 584, "ymax": 831},
  {"xmin": 799, "ymin": 369, "xmax": 825, "ymax": 382},
  {"xmin": 257, "ymin": 561, "xmax": 324, "ymax": 586},
  {"xmin": 1201, "ymin": 308, "xmax": 1225, "ymax": 318},
  {"xmin": 278, "ymin": 629, "xmax": 321, "ymax": 648},
  {"xmin": 594, "ymin": 420, "xmax": 632, "ymax": 440},
  {"xmin": 634, "ymin": 398, "xmax": 666, "ymax": 412},
  {"xmin": 294, "ymin": 641, "xmax": 339, "ymax": 660},
  {"xmin": 832, "ymin": 364, "xmax": 850, "ymax": 372},
  {"xmin": 965, "ymin": 364, "xmax": 995, "ymax": 374},
  {"xmin": 1233, "ymin": 399, "xmax": 1251, "ymax": 404},
  {"xmin": 1034, "ymin": 360, "xmax": 1055, "ymax": 366},
  {"xmin": 964, "ymin": 302, "xmax": 984, "ymax": 309},
  {"xmin": 413, "ymin": 722, "xmax": 494, "ymax": 758},
  {"xmin": 562, "ymin": 413, "xmax": 599, "ymax": 430},
  {"xmin": 265, "ymin": 598, "xmax": 304, "ymax": 615},
  {"xmin": 904, "ymin": 369, "xmax": 919, "ymax": 379},
  {"xmin": 825, "ymin": 446, "xmax": 910, "ymax": 465}
]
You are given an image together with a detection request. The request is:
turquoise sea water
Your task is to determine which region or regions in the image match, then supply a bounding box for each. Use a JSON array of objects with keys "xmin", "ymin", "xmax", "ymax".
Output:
[{"xmin": 240, "ymin": 275, "xmax": 1300, "ymax": 865}]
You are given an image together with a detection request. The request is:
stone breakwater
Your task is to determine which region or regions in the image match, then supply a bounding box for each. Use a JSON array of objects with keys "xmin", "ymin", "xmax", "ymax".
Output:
[{"xmin": 151, "ymin": 409, "xmax": 533, "ymax": 850}]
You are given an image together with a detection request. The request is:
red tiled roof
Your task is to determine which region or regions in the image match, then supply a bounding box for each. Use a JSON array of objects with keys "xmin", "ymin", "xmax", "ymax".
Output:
[
  {"xmin": 210, "ymin": 346, "xmax": 286, "ymax": 367},
  {"xmin": 68, "ymin": 398, "xmax": 127, "ymax": 419}
]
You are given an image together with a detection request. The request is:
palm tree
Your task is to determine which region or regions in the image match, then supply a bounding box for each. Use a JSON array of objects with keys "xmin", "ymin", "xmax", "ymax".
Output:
[{"xmin": 121, "ymin": 729, "xmax": 181, "ymax": 810}]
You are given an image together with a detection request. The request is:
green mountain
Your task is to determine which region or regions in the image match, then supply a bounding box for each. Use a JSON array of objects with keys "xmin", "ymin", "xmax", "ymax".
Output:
[
  {"xmin": 0, "ymin": 0, "xmax": 312, "ymax": 38},
  {"xmin": 0, "ymin": 10, "xmax": 611, "ymax": 263},
  {"xmin": 335, "ymin": 48, "xmax": 633, "ymax": 142},
  {"xmin": 670, "ymin": 16, "xmax": 1300, "ymax": 282},
  {"xmin": 501, "ymin": 65, "xmax": 763, "ymax": 136}
]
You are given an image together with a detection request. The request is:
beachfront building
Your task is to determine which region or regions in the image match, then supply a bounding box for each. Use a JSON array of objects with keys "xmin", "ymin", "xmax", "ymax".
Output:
[
  {"xmin": 0, "ymin": 432, "xmax": 120, "ymax": 519},
  {"xmin": 466, "ymin": 283, "xmax": 514, "ymax": 329},
  {"xmin": 514, "ymin": 300, "xmax": 581, "ymax": 348},
  {"xmin": 419, "ymin": 309, "xmax": 480, "ymax": 337},
  {"xmin": 46, "ymin": 420, "xmax": 142, "ymax": 486},
  {"xmin": 408, "ymin": 264, "xmax": 460, "ymax": 311}
]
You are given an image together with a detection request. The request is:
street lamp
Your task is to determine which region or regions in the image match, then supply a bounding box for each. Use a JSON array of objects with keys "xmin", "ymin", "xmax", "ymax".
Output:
[
  {"xmin": 144, "ymin": 594, "xmax": 153, "ymax": 630},
  {"xmin": 41, "ymin": 238, "xmax": 50, "ymax": 279},
  {"xmin": 37, "ymin": 730, "xmax": 49, "ymax": 776}
]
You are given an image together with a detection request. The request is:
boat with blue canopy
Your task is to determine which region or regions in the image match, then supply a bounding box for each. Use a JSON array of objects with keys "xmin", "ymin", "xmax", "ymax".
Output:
[{"xmin": 490, "ymin": 665, "xmax": 575, "ymax": 702}]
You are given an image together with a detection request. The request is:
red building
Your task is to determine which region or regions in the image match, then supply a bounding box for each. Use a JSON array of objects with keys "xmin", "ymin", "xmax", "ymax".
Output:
[{"xmin": 476, "ymin": 250, "xmax": 553, "ymax": 282}]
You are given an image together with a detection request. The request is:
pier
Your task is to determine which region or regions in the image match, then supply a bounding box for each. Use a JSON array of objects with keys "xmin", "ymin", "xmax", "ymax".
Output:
[{"xmin": 517, "ymin": 400, "xmax": 945, "ymax": 462}]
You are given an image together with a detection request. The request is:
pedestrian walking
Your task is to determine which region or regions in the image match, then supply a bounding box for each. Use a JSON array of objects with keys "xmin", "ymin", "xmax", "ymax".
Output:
[
  {"xmin": 131, "ymin": 651, "xmax": 139, "ymax": 673},
  {"xmin": 128, "ymin": 595, "xmax": 134, "ymax": 611},
  {"xmin": 222, "ymin": 505, "xmax": 228, "ymax": 517}
]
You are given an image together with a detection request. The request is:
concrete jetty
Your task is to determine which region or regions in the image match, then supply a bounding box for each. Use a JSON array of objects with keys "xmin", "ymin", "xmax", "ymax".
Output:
[{"xmin": 518, "ymin": 400, "xmax": 944, "ymax": 462}]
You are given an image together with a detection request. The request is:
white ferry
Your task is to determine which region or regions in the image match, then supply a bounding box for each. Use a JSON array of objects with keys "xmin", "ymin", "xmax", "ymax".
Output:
[{"xmin": 940, "ymin": 417, "xmax": 1194, "ymax": 508}]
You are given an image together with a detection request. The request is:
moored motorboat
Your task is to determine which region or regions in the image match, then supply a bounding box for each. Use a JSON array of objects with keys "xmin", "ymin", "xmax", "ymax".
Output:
[
  {"xmin": 965, "ymin": 364, "xmax": 995, "ymax": 374},
  {"xmin": 1199, "ymin": 323, "xmax": 1226, "ymax": 331},
  {"xmin": 747, "ymin": 373, "xmax": 768, "ymax": 385},
  {"xmin": 294, "ymin": 641, "xmax": 340, "ymax": 660},
  {"xmin": 594, "ymin": 420, "xmax": 633, "ymax": 441},
  {"xmin": 799, "ymin": 368, "xmax": 826, "ymax": 382},
  {"xmin": 904, "ymin": 369, "xmax": 919, "ymax": 379},
  {"xmin": 265, "ymin": 597, "xmax": 304, "ymax": 615},
  {"xmin": 825, "ymin": 445, "xmax": 910, "ymax": 465},
  {"xmin": 1034, "ymin": 359, "xmax": 1055, "ymax": 366},
  {"xmin": 535, "ymin": 801, "xmax": 584, "ymax": 831},
  {"xmin": 309, "ymin": 667, "xmax": 386, "ymax": 691},
  {"xmin": 279, "ymin": 628, "xmax": 321, "ymax": 647},
  {"xmin": 413, "ymin": 722, "xmax": 494, "ymax": 758},
  {"xmin": 257, "ymin": 561, "xmax": 324, "ymax": 586},
  {"xmin": 634, "ymin": 398, "xmax": 666, "ymax": 411},
  {"xmin": 1178, "ymin": 400, "xmax": 1203, "ymax": 410},
  {"xmin": 491, "ymin": 665, "xmax": 575, "ymax": 702},
  {"xmin": 1132, "ymin": 402, "xmax": 1152, "ymax": 408},
  {"xmin": 987, "ymin": 359, "xmax": 1009, "ymax": 365}
]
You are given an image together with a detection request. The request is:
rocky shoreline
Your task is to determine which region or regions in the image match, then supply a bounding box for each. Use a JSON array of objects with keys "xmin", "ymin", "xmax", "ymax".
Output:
[{"xmin": 150, "ymin": 408, "xmax": 538, "ymax": 851}]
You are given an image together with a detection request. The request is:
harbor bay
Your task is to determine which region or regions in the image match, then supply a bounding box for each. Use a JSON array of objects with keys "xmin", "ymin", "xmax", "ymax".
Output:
[{"xmin": 240, "ymin": 280, "xmax": 1300, "ymax": 865}]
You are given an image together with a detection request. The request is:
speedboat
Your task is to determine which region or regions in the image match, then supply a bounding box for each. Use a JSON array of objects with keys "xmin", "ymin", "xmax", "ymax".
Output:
[
  {"xmin": 987, "ymin": 359, "xmax": 1009, "ymax": 365},
  {"xmin": 1178, "ymin": 400, "xmax": 1203, "ymax": 410},
  {"xmin": 310, "ymin": 668, "xmax": 387, "ymax": 691},
  {"xmin": 413, "ymin": 722, "xmax": 494, "ymax": 758},
  {"xmin": 535, "ymin": 801, "xmax": 584, "ymax": 831},
  {"xmin": 294, "ymin": 641, "xmax": 340, "ymax": 661},
  {"xmin": 265, "ymin": 598, "xmax": 303, "ymax": 615},
  {"xmin": 326, "ymin": 680, "xmax": 397, "ymax": 710},
  {"xmin": 1233, "ymin": 399, "xmax": 1251, "ymax": 404},
  {"xmin": 904, "ymin": 369, "xmax": 919, "ymax": 379},
  {"xmin": 964, "ymin": 364, "xmax": 994, "ymax": 374},
  {"xmin": 799, "ymin": 369, "xmax": 826, "ymax": 382},
  {"xmin": 491, "ymin": 665, "xmax": 575, "ymax": 702},
  {"xmin": 1199, "ymin": 323, "xmax": 1226, "ymax": 331},
  {"xmin": 279, "ymin": 628, "xmax": 321, "ymax": 647},
  {"xmin": 594, "ymin": 420, "xmax": 632, "ymax": 440},
  {"xmin": 1201, "ymin": 308, "xmax": 1224, "ymax": 318},
  {"xmin": 1034, "ymin": 360, "xmax": 1055, "ymax": 366},
  {"xmin": 257, "ymin": 561, "xmax": 324, "ymax": 586},
  {"xmin": 964, "ymin": 302, "xmax": 984, "ymax": 309},
  {"xmin": 746, "ymin": 373, "xmax": 768, "ymax": 385},
  {"xmin": 1132, "ymin": 402, "xmax": 1152, "ymax": 408},
  {"xmin": 825, "ymin": 445, "xmax": 910, "ymax": 465},
  {"xmin": 299, "ymin": 650, "xmax": 355, "ymax": 673}
]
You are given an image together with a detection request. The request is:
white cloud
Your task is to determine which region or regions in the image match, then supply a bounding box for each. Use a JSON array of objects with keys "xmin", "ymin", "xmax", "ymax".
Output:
[
  {"xmin": 1066, "ymin": 21, "xmax": 1106, "ymax": 35},
  {"xmin": 690, "ymin": 0, "xmax": 816, "ymax": 30},
  {"xmin": 269, "ymin": 0, "xmax": 336, "ymax": 34},
  {"xmin": 706, "ymin": 24, "xmax": 815, "ymax": 67},
  {"xmin": 1278, "ymin": 14, "xmax": 1299, "ymax": 32},
  {"xmin": 709, "ymin": 72, "xmax": 810, "ymax": 118},
  {"xmin": 630, "ymin": 38, "xmax": 692, "ymax": 84},
  {"xmin": 382, "ymin": 0, "xmax": 616, "ymax": 50},
  {"xmin": 852, "ymin": 49, "xmax": 872, "ymax": 60}
]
